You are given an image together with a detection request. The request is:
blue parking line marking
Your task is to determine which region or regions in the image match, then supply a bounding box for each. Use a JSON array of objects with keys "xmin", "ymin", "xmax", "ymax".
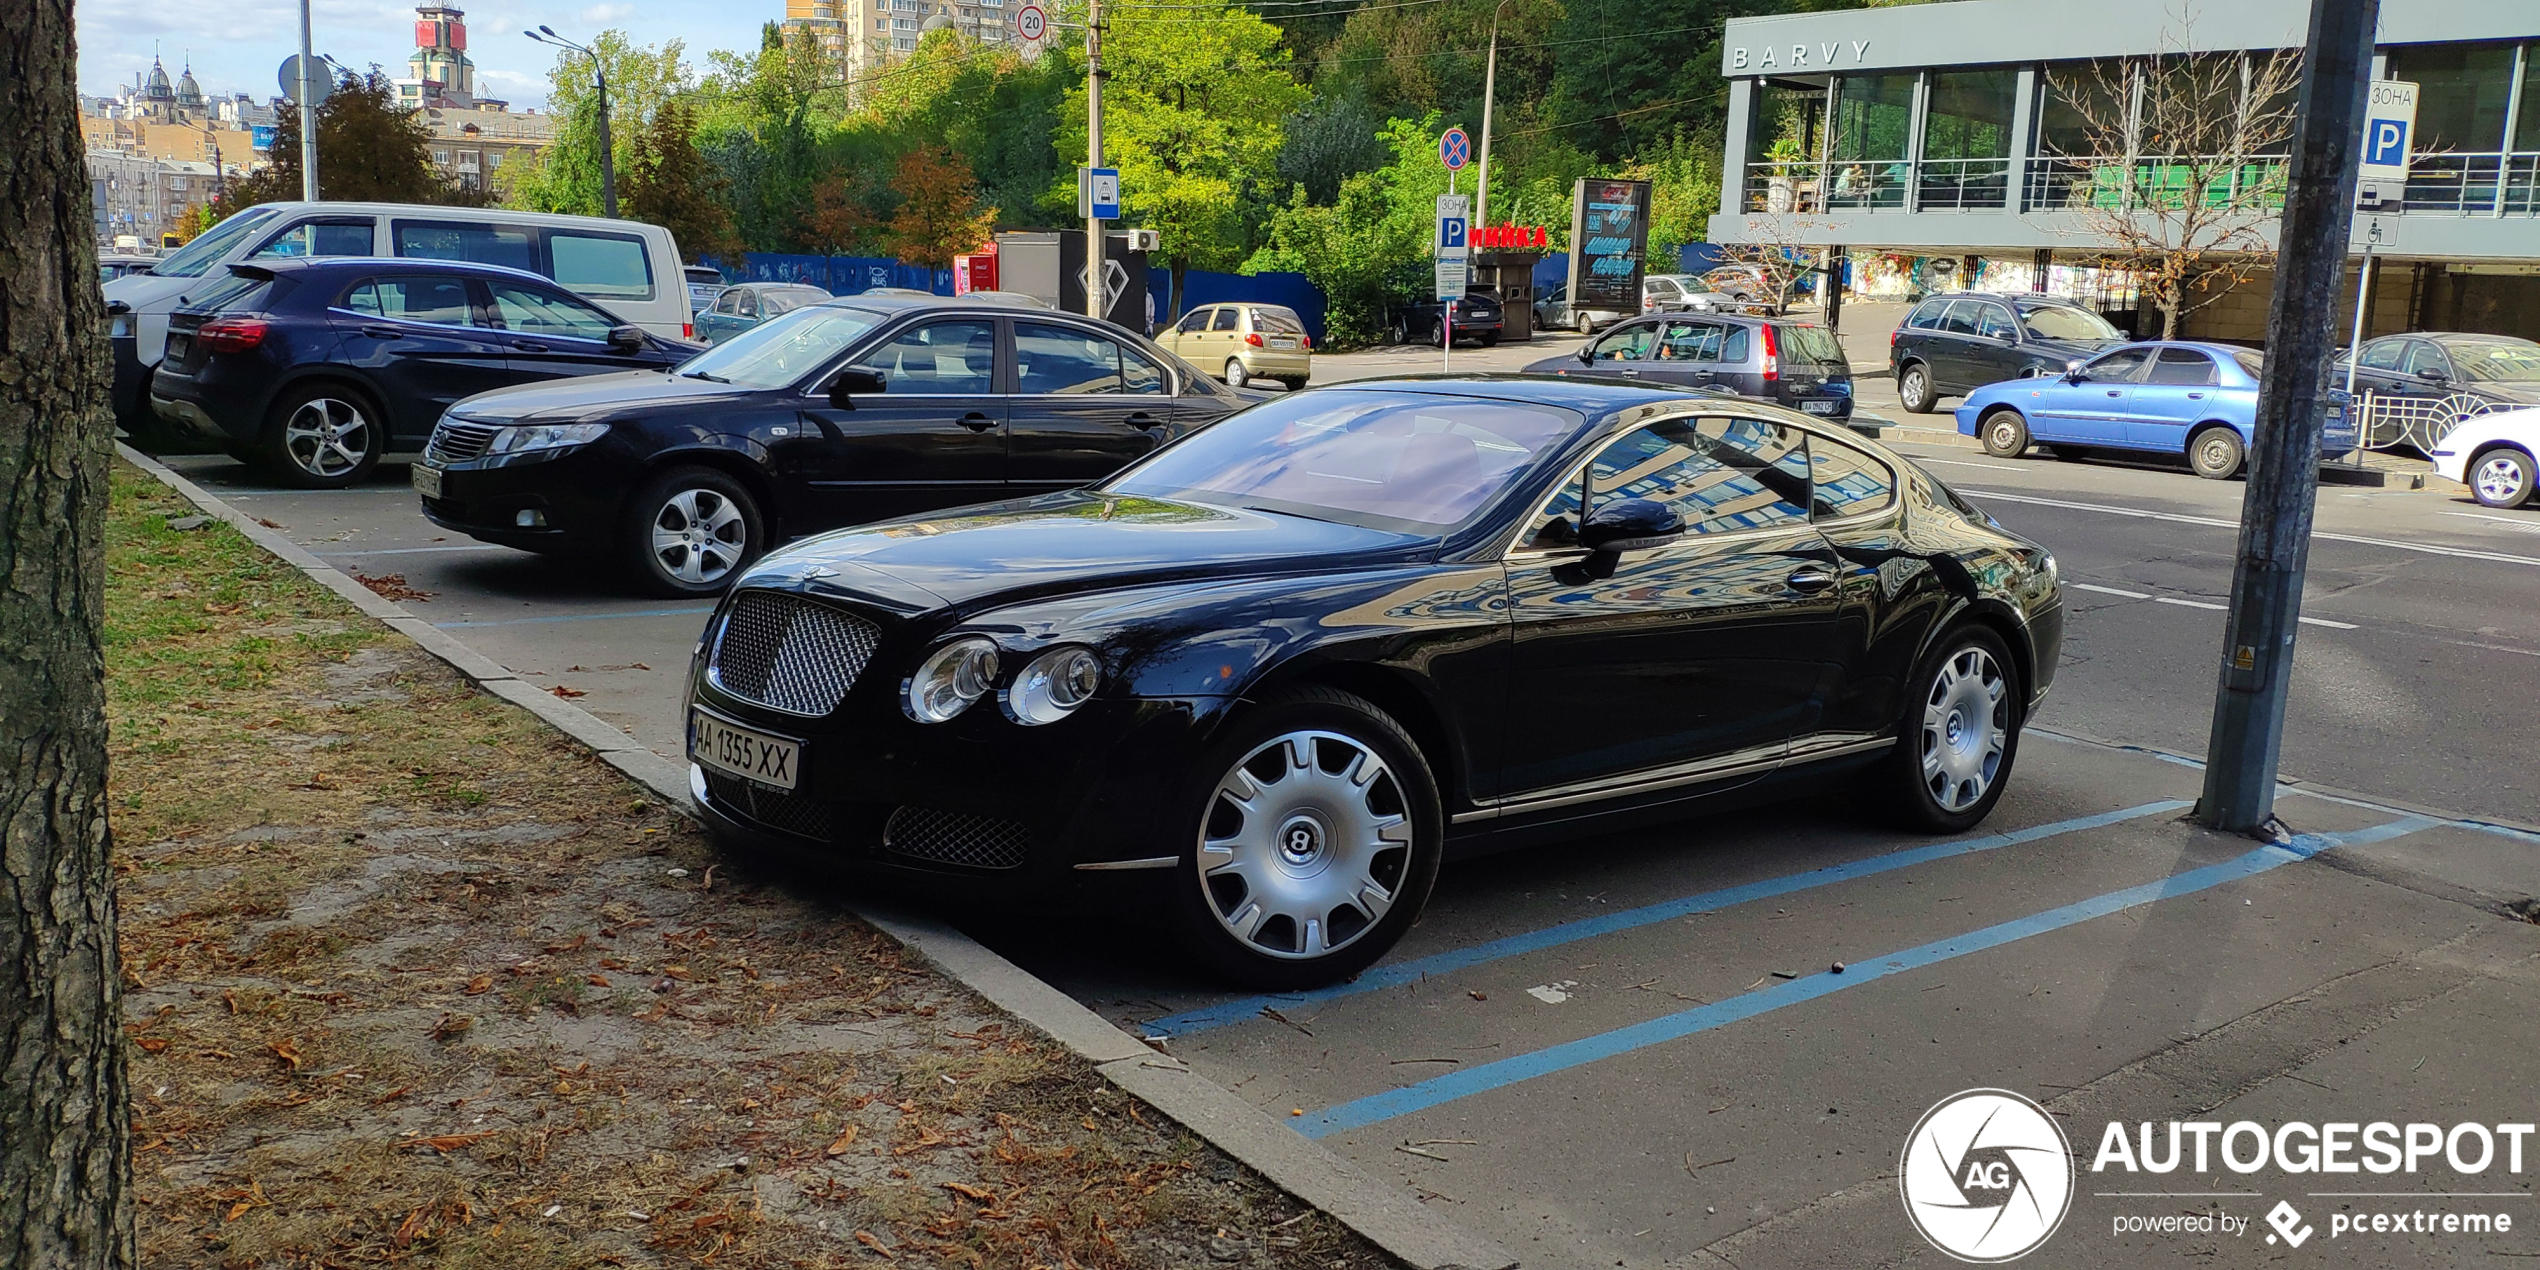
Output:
[
  {"xmin": 1144, "ymin": 799, "xmax": 2193, "ymax": 1038},
  {"xmin": 1293, "ymin": 816, "xmax": 2437, "ymax": 1140},
  {"xmin": 433, "ymin": 606, "xmax": 716, "ymax": 629}
]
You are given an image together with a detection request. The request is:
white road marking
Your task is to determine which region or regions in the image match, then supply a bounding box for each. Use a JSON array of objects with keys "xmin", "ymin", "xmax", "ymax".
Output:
[
  {"xmin": 1961, "ymin": 488, "xmax": 2540, "ymax": 569},
  {"xmin": 1904, "ymin": 455, "xmax": 2022, "ymax": 472},
  {"xmin": 2071, "ymin": 581, "xmax": 2355, "ymax": 628},
  {"xmin": 2154, "ymin": 596, "xmax": 2228, "ymax": 611},
  {"xmin": 2070, "ymin": 582, "xmax": 2151, "ymax": 599},
  {"xmin": 2443, "ymin": 511, "xmax": 2540, "ymax": 535}
]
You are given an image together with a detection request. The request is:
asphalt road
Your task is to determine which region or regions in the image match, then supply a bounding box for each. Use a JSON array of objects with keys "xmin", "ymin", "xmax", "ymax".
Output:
[{"xmin": 149, "ymin": 329, "xmax": 2540, "ymax": 1267}]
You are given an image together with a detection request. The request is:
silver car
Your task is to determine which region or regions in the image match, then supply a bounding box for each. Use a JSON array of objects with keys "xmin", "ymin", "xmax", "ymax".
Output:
[{"xmin": 1533, "ymin": 281, "xmax": 1631, "ymax": 334}]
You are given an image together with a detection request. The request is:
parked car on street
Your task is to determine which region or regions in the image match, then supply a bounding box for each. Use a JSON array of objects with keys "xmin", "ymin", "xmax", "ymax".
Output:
[
  {"xmin": 682, "ymin": 376, "xmax": 2061, "ymax": 986},
  {"xmin": 1641, "ymin": 273, "xmax": 1740, "ymax": 315},
  {"xmin": 107, "ymin": 201, "xmax": 692, "ymax": 450},
  {"xmin": 415, "ymin": 294, "xmax": 1247, "ymax": 595},
  {"xmin": 1953, "ymin": 341, "xmax": 2358, "ymax": 480},
  {"xmin": 2335, "ymin": 332, "xmax": 2540, "ymax": 413},
  {"xmin": 100, "ymin": 253, "xmax": 160, "ymax": 282},
  {"xmin": 2427, "ymin": 406, "xmax": 2540, "ymax": 509},
  {"xmin": 146, "ymin": 257, "xmax": 699, "ymax": 488},
  {"xmin": 1532, "ymin": 282, "xmax": 1630, "ymax": 335},
  {"xmin": 1890, "ymin": 293, "xmax": 2126, "ymax": 414},
  {"xmin": 685, "ymin": 265, "xmax": 728, "ymax": 313},
  {"xmin": 1521, "ymin": 312, "xmax": 1856, "ymax": 420},
  {"xmin": 1155, "ymin": 301, "xmax": 1313, "ymax": 390},
  {"xmin": 1702, "ymin": 264, "xmax": 1780, "ymax": 307},
  {"xmin": 1390, "ymin": 288, "xmax": 1504, "ymax": 346},
  {"xmin": 695, "ymin": 282, "xmax": 833, "ymax": 346}
]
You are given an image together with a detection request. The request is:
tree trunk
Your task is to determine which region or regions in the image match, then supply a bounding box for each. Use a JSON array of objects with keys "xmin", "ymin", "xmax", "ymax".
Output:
[{"xmin": 0, "ymin": 1, "xmax": 135, "ymax": 1267}]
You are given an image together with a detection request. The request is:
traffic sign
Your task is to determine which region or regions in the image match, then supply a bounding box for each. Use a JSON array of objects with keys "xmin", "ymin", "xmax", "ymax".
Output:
[
  {"xmin": 2358, "ymin": 79, "xmax": 2417, "ymax": 205},
  {"xmin": 1079, "ymin": 167, "xmax": 1120, "ymax": 219},
  {"xmin": 1433, "ymin": 260, "xmax": 1468, "ymax": 301},
  {"xmin": 1016, "ymin": 5, "xmax": 1046, "ymax": 41},
  {"xmin": 278, "ymin": 54, "xmax": 333, "ymax": 104},
  {"xmin": 1435, "ymin": 193, "xmax": 1469, "ymax": 262},
  {"xmin": 1439, "ymin": 127, "xmax": 1471, "ymax": 171}
]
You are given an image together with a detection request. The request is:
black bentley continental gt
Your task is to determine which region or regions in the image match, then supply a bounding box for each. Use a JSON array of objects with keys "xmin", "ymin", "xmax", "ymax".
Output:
[{"xmin": 682, "ymin": 376, "xmax": 2064, "ymax": 987}]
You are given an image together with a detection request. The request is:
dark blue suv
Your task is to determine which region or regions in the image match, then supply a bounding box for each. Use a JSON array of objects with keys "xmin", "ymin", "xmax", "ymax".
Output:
[{"xmin": 148, "ymin": 256, "xmax": 699, "ymax": 487}]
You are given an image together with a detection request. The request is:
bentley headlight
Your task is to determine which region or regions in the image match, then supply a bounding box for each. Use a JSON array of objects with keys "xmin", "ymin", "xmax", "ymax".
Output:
[
  {"xmin": 485, "ymin": 422, "xmax": 611, "ymax": 456},
  {"xmin": 904, "ymin": 637, "xmax": 999, "ymax": 723},
  {"xmin": 1003, "ymin": 646, "xmax": 1101, "ymax": 726}
]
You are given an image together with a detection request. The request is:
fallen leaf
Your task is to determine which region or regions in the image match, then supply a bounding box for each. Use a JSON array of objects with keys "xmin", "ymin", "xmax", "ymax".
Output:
[
  {"xmin": 351, "ymin": 572, "xmax": 434, "ymax": 602},
  {"xmin": 268, "ymin": 1039, "xmax": 305, "ymax": 1071},
  {"xmin": 549, "ymin": 685, "xmax": 587, "ymax": 699},
  {"xmin": 853, "ymin": 1230, "xmax": 894, "ymax": 1259},
  {"xmin": 135, "ymin": 1036, "xmax": 170, "ymax": 1054},
  {"xmin": 429, "ymin": 1013, "xmax": 474, "ymax": 1041},
  {"xmin": 893, "ymin": 1125, "xmax": 948, "ymax": 1155},
  {"xmin": 943, "ymin": 1182, "xmax": 995, "ymax": 1202},
  {"xmin": 585, "ymin": 974, "xmax": 610, "ymax": 987},
  {"xmin": 824, "ymin": 1125, "xmax": 860, "ymax": 1156},
  {"xmin": 464, "ymin": 975, "xmax": 493, "ymax": 995},
  {"xmin": 398, "ymin": 1130, "xmax": 499, "ymax": 1153}
]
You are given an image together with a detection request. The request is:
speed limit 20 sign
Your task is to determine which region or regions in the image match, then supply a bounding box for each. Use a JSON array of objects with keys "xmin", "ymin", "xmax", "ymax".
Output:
[{"xmin": 1016, "ymin": 5, "xmax": 1047, "ymax": 40}]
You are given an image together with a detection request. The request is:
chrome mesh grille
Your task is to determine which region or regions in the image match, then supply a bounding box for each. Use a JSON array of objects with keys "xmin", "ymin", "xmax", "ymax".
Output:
[
  {"xmin": 883, "ymin": 807, "xmax": 1032, "ymax": 870},
  {"xmin": 709, "ymin": 592, "xmax": 879, "ymax": 716},
  {"xmin": 425, "ymin": 418, "xmax": 501, "ymax": 464},
  {"xmin": 703, "ymin": 772, "xmax": 835, "ymax": 842}
]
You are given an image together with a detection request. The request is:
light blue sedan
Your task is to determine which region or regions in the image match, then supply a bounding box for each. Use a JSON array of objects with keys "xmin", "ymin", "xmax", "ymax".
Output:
[
  {"xmin": 694, "ymin": 282, "xmax": 833, "ymax": 347},
  {"xmin": 1954, "ymin": 341, "xmax": 2355, "ymax": 480}
]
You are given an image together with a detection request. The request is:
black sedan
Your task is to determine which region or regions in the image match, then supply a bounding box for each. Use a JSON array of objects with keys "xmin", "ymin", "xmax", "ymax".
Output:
[
  {"xmin": 682, "ymin": 376, "xmax": 2064, "ymax": 987},
  {"xmin": 419, "ymin": 295, "xmax": 1248, "ymax": 595},
  {"xmin": 1390, "ymin": 288, "xmax": 1505, "ymax": 347},
  {"xmin": 147, "ymin": 256, "xmax": 698, "ymax": 488}
]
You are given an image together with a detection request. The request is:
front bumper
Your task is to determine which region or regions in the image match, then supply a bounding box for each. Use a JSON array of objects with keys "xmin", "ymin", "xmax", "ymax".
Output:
[{"xmin": 417, "ymin": 442, "xmax": 631, "ymax": 555}]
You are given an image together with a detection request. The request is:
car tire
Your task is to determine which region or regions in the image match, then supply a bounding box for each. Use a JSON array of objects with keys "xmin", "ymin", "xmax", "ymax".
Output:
[
  {"xmin": 260, "ymin": 382, "xmax": 386, "ymax": 489},
  {"xmin": 1978, "ymin": 408, "xmax": 2030, "ymax": 459},
  {"xmin": 1898, "ymin": 362, "xmax": 1937, "ymax": 414},
  {"xmin": 2469, "ymin": 446, "xmax": 2536, "ymax": 509},
  {"xmin": 1575, "ymin": 311, "xmax": 1595, "ymax": 335},
  {"xmin": 1223, "ymin": 358, "xmax": 1250, "ymax": 389},
  {"xmin": 2188, "ymin": 426, "xmax": 2246, "ymax": 480},
  {"xmin": 1873, "ymin": 625, "xmax": 2023, "ymax": 835},
  {"xmin": 1387, "ymin": 317, "xmax": 1409, "ymax": 346},
  {"xmin": 1278, "ymin": 377, "xmax": 1310, "ymax": 392},
  {"xmin": 622, "ymin": 466, "xmax": 764, "ymax": 597},
  {"xmin": 1166, "ymin": 686, "xmax": 1444, "ymax": 990},
  {"xmin": 1478, "ymin": 331, "xmax": 1501, "ymax": 347}
]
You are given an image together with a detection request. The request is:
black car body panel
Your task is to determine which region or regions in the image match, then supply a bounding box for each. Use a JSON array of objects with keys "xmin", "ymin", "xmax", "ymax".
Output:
[
  {"xmin": 1888, "ymin": 293, "xmax": 2124, "ymax": 399},
  {"xmin": 2336, "ymin": 331, "xmax": 2540, "ymax": 413},
  {"xmin": 1521, "ymin": 313, "xmax": 1856, "ymax": 419},
  {"xmin": 679, "ymin": 376, "xmax": 2062, "ymax": 891},
  {"xmin": 1396, "ymin": 290, "xmax": 1506, "ymax": 344}
]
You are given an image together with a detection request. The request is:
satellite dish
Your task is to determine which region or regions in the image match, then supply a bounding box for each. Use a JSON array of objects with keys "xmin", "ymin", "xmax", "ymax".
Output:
[{"xmin": 278, "ymin": 54, "xmax": 333, "ymax": 103}]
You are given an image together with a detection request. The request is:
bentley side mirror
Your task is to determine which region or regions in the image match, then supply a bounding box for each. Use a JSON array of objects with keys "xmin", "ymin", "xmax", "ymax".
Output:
[
  {"xmin": 1579, "ymin": 498, "xmax": 1686, "ymax": 553},
  {"xmin": 826, "ymin": 367, "xmax": 886, "ymax": 409},
  {"xmin": 606, "ymin": 324, "xmax": 646, "ymax": 354}
]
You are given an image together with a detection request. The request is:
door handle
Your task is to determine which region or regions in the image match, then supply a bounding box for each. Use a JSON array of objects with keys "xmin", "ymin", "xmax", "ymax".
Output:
[
  {"xmin": 1125, "ymin": 411, "xmax": 1160, "ymax": 428},
  {"xmin": 1786, "ymin": 567, "xmax": 1838, "ymax": 593},
  {"xmin": 956, "ymin": 412, "xmax": 998, "ymax": 432},
  {"xmin": 360, "ymin": 325, "xmax": 404, "ymax": 340},
  {"xmin": 2106, "ymin": 389, "xmax": 2123, "ymax": 397},
  {"xmin": 511, "ymin": 341, "xmax": 549, "ymax": 353},
  {"xmin": 2186, "ymin": 392, "xmax": 2204, "ymax": 399},
  {"xmin": 1620, "ymin": 368, "xmax": 1640, "ymax": 377}
]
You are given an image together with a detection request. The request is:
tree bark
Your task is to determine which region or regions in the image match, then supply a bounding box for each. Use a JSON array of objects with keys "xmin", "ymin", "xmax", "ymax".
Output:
[{"xmin": 0, "ymin": 1, "xmax": 135, "ymax": 1267}]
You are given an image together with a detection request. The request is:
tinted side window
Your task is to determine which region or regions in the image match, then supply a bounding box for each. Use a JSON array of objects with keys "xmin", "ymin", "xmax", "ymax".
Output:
[
  {"xmin": 253, "ymin": 219, "xmax": 375, "ymax": 259},
  {"xmin": 395, "ymin": 221, "xmax": 535, "ymax": 272},
  {"xmin": 2146, "ymin": 348, "xmax": 2219, "ymax": 386},
  {"xmin": 348, "ymin": 276, "xmax": 476, "ymax": 327},
  {"xmin": 1016, "ymin": 321, "xmax": 1132, "ymax": 394},
  {"xmin": 1657, "ymin": 320, "xmax": 1725, "ymax": 361},
  {"xmin": 1210, "ymin": 307, "xmax": 1241, "ymax": 332},
  {"xmin": 2083, "ymin": 348, "xmax": 2154, "ymax": 380},
  {"xmin": 1974, "ymin": 304, "xmax": 2018, "ymax": 340},
  {"xmin": 1938, "ymin": 301, "xmax": 1982, "ymax": 335},
  {"xmin": 1590, "ymin": 415, "xmax": 1811, "ymax": 537},
  {"xmin": 550, "ymin": 232, "xmax": 654, "ymax": 301},
  {"xmin": 1175, "ymin": 307, "xmax": 1212, "ymax": 334},
  {"xmin": 488, "ymin": 281, "xmax": 618, "ymax": 341},
  {"xmin": 1120, "ymin": 345, "xmax": 1167, "ymax": 395},
  {"xmin": 2403, "ymin": 342, "xmax": 2452, "ymax": 377},
  {"xmin": 1907, "ymin": 301, "xmax": 1950, "ymax": 330},
  {"xmin": 712, "ymin": 289, "xmax": 742, "ymax": 315},
  {"xmin": 2358, "ymin": 339, "xmax": 2408, "ymax": 371},
  {"xmin": 1808, "ymin": 434, "xmax": 1895, "ymax": 519},
  {"xmin": 1590, "ymin": 325, "xmax": 1655, "ymax": 361},
  {"xmin": 853, "ymin": 320, "xmax": 997, "ymax": 393}
]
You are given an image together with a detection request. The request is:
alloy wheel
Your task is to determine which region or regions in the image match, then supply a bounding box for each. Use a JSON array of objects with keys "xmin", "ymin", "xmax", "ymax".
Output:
[
  {"xmin": 1196, "ymin": 730, "xmax": 1414, "ymax": 961},
  {"xmin": 649, "ymin": 488, "xmax": 748, "ymax": 586},
  {"xmin": 1920, "ymin": 647, "xmax": 2008, "ymax": 813},
  {"xmin": 2474, "ymin": 453, "xmax": 2529, "ymax": 506},
  {"xmin": 282, "ymin": 397, "xmax": 373, "ymax": 480}
]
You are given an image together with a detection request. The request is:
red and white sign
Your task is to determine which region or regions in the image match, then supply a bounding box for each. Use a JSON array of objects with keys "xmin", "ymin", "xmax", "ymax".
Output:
[
  {"xmin": 1476, "ymin": 223, "xmax": 1551, "ymax": 249},
  {"xmin": 1016, "ymin": 5, "xmax": 1047, "ymax": 40}
]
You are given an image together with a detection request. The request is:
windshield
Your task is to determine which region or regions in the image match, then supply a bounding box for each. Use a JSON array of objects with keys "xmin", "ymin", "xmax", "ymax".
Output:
[
  {"xmin": 149, "ymin": 208, "xmax": 278, "ymax": 278},
  {"xmin": 2019, "ymin": 305, "xmax": 2121, "ymax": 342},
  {"xmin": 2446, "ymin": 339, "xmax": 2540, "ymax": 383},
  {"xmin": 676, "ymin": 304, "xmax": 883, "ymax": 388},
  {"xmin": 1102, "ymin": 390, "xmax": 1578, "ymax": 533}
]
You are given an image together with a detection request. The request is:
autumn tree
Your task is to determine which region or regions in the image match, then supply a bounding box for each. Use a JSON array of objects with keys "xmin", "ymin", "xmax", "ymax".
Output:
[
  {"xmin": 216, "ymin": 68, "xmax": 483, "ymax": 213},
  {"xmin": 1, "ymin": 0, "xmax": 136, "ymax": 1265},
  {"xmin": 884, "ymin": 145, "xmax": 996, "ymax": 270},
  {"xmin": 800, "ymin": 178, "xmax": 881, "ymax": 256},
  {"xmin": 625, "ymin": 98, "xmax": 742, "ymax": 263}
]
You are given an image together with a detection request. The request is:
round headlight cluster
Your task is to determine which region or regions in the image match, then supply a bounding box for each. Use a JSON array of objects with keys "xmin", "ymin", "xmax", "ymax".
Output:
[
  {"xmin": 1003, "ymin": 646, "xmax": 1102, "ymax": 726},
  {"xmin": 903, "ymin": 638, "xmax": 999, "ymax": 723}
]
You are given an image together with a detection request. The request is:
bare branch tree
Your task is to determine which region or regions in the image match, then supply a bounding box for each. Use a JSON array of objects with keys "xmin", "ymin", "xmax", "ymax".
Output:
[
  {"xmin": 1713, "ymin": 215, "xmax": 1837, "ymax": 314},
  {"xmin": 2041, "ymin": 26, "xmax": 2302, "ymax": 338}
]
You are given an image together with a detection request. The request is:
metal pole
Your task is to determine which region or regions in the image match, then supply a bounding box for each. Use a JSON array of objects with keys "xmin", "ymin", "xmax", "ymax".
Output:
[
  {"xmin": 1443, "ymin": 168, "xmax": 1454, "ymax": 374},
  {"xmin": 594, "ymin": 61, "xmax": 618, "ymax": 218},
  {"xmin": 2342, "ymin": 227, "xmax": 2375, "ymax": 396},
  {"xmin": 1085, "ymin": 0, "xmax": 1105, "ymax": 320},
  {"xmin": 1474, "ymin": 16, "xmax": 1499, "ymax": 234},
  {"xmin": 2197, "ymin": 0, "xmax": 2380, "ymax": 836},
  {"xmin": 298, "ymin": 0, "xmax": 319, "ymax": 200}
]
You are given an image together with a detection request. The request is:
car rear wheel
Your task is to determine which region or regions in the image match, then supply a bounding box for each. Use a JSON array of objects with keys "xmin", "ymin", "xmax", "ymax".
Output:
[
  {"xmin": 2189, "ymin": 426, "xmax": 2246, "ymax": 480},
  {"xmin": 2470, "ymin": 447, "xmax": 2535, "ymax": 509},
  {"xmin": 623, "ymin": 466, "xmax": 763, "ymax": 597},
  {"xmin": 1575, "ymin": 311, "xmax": 1595, "ymax": 334},
  {"xmin": 261, "ymin": 383, "xmax": 384, "ymax": 489},
  {"xmin": 1873, "ymin": 626, "xmax": 2022, "ymax": 834},
  {"xmin": 1278, "ymin": 377, "xmax": 1310, "ymax": 392},
  {"xmin": 1223, "ymin": 358, "xmax": 1250, "ymax": 389},
  {"xmin": 1979, "ymin": 409, "xmax": 2031, "ymax": 458},
  {"xmin": 1478, "ymin": 331, "xmax": 1500, "ymax": 347},
  {"xmin": 1169, "ymin": 687, "xmax": 1443, "ymax": 989},
  {"xmin": 1898, "ymin": 362, "xmax": 1937, "ymax": 414}
]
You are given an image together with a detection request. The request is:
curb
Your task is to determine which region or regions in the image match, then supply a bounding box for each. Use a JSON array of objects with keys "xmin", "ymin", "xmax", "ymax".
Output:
[{"xmin": 119, "ymin": 445, "xmax": 1520, "ymax": 1270}]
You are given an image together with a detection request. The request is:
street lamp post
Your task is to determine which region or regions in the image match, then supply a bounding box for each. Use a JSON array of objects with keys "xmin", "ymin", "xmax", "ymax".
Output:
[{"xmin": 526, "ymin": 27, "xmax": 617, "ymax": 217}]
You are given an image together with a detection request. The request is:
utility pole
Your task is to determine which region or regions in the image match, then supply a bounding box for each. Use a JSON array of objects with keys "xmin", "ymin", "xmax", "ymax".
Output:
[
  {"xmin": 2196, "ymin": 0, "xmax": 2379, "ymax": 835},
  {"xmin": 1473, "ymin": 9, "xmax": 1501, "ymax": 233},
  {"xmin": 1084, "ymin": 0, "xmax": 1105, "ymax": 319},
  {"xmin": 298, "ymin": 0, "xmax": 319, "ymax": 200}
]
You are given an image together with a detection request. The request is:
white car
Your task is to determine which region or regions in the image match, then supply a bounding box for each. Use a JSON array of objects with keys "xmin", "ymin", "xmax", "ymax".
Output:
[{"xmin": 2429, "ymin": 406, "xmax": 2540, "ymax": 508}]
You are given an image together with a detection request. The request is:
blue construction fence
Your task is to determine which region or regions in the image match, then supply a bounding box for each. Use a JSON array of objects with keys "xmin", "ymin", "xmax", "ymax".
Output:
[
  {"xmin": 697, "ymin": 254, "xmax": 956, "ymax": 296},
  {"xmin": 1145, "ymin": 270, "xmax": 1328, "ymax": 344}
]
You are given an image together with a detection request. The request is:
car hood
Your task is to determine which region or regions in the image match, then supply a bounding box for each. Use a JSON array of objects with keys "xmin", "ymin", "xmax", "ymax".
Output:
[
  {"xmin": 447, "ymin": 370, "xmax": 756, "ymax": 422},
  {"xmin": 743, "ymin": 490, "xmax": 1433, "ymax": 615},
  {"xmin": 102, "ymin": 270, "xmax": 206, "ymax": 314}
]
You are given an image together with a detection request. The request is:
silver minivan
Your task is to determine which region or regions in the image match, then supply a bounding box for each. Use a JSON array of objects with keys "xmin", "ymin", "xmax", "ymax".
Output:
[{"xmin": 106, "ymin": 202, "xmax": 689, "ymax": 441}]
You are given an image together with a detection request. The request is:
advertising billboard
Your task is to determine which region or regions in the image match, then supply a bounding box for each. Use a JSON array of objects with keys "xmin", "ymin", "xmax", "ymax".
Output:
[{"xmin": 1565, "ymin": 178, "xmax": 1651, "ymax": 315}]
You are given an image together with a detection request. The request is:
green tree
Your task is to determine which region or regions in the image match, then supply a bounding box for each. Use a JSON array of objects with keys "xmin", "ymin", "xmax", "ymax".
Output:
[
  {"xmin": 625, "ymin": 98, "xmax": 742, "ymax": 262},
  {"xmin": 509, "ymin": 33, "xmax": 694, "ymax": 217},
  {"xmin": 693, "ymin": 22, "xmax": 844, "ymax": 251},
  {"xmin": 216, "ymin": 68, "xmax": 484, "ymax": 213},
  {"xmin": 1246, "ymin": 114, "xmax": 1449, "ymax": 346}
]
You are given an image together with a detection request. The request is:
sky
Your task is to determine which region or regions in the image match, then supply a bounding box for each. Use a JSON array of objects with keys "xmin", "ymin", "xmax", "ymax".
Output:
[{"xmin": 75, "ymin": 0, "xmax": 773, "ymax": 113}]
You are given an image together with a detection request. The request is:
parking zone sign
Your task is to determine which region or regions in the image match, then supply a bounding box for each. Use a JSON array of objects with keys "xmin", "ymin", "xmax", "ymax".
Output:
[
  {"xmin": 2359, "ymin": 80, "xmax": 2416, "ymax": 205},
  {"xmin": 1434, "ymin": 193, "xmax": 1470, "ymax": 299}
]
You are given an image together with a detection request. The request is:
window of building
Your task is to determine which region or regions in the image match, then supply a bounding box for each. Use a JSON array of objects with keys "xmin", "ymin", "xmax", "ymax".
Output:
[
  {"xmin": 2036, "ymin": 60, "xmax": 2129, "ymax": 156},
  {"xmin": 2387, "ymin": 43, "xmax": 2517, "ymax": 154},
  {"xmin": 894, "ymin": 36, "xmax": 915, "ymax": 49},
  {"xmin": 1924, "ymin": 70, "xmax": 2015, "ymax": 162},
  {"xmin": 2521, "ymin": 49, "xmax": 2540, "ymax": 151},
  {"xmin": 1831, "ymin": 74, "xmax": 1916, "ymax": 165}
]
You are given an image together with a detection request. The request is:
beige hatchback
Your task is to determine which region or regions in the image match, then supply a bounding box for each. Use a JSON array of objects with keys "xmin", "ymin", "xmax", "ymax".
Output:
[{"xmin": 1158, "ymin": 302, "xmax": 1313, "ymax": 390}]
